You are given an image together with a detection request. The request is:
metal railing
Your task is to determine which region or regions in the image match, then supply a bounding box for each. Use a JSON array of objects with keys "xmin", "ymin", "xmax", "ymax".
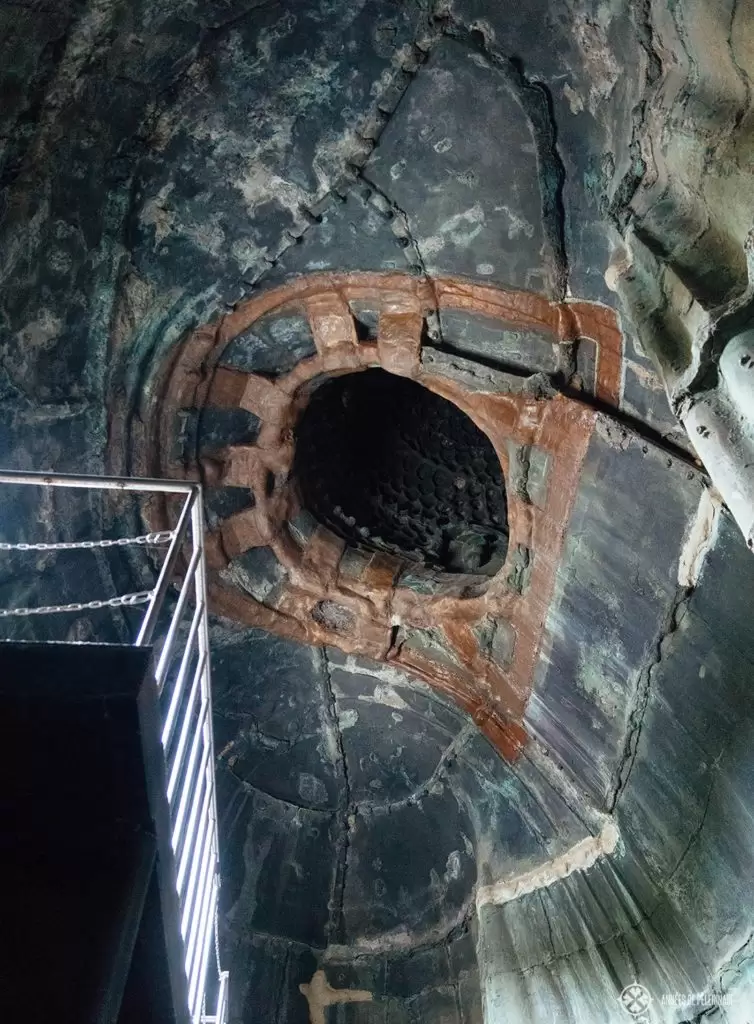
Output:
[{"xmin": 0, "ymin": 470, "xmax": 229, "ymax": 1024}]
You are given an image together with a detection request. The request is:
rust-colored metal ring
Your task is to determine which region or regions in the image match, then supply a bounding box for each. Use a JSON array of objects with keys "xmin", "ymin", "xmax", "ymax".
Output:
[{"xmin": 117, "ymin": 272, "xmax": 624, "ymax": 761}]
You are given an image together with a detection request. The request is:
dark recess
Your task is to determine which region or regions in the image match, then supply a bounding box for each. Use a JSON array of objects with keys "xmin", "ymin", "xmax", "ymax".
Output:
[{"xmin": 293, "ymin": 369, "xmax": 509, "ymax": 575}]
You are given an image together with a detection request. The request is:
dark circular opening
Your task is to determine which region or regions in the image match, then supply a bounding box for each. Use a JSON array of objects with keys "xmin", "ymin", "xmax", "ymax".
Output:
[{"xmin": 293, "ymin": 369, "xmax": 509, "ymax": 576}]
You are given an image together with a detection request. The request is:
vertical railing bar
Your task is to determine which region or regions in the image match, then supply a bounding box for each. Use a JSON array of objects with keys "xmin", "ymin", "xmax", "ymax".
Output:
[
  {"xmin": 191, "ymin": 498, "xmax": 221, "ymax": 888},
  {"xmin": 155, "ymin": 545, "xmax": 202, "ymax": 687},
  {"xmin": 185, "ymin": 835, "xmax": 215, "ymax": 982},
  {"xmin": 172, "ymin": 699, "xmax": 209, "ymax": 845},
  {"xmin": 137, "ymin": 489, "xmax": 195, "ymax": 646},
  {"xmin": 180, "ymin": 796, "xmax": 213, "ymax": 938},
  {"xmin": 217, "ymin": 971, "xmax": 229, "ymax": 1024},
  {"xmin": 185, "ymin": 843, "xmax": 213, "ymax": 981},
  {"xmin": 176, "ymin": 754, "xmax": 211, "ymax": 896},
  {"xmin": 201, "ymin": 969, "xmax": 228, "ymax": 1024},
  {"xmin": 179, "ymin": 785, "xmax": 212, "ymax": 932},
  {"xmin": 188, "ymin": 875, "xmax": 217, "ymax": 1016},
  {"xmin": 162, "ymin": 605, "xmax": 203, "ymax": 745},
  {"xmin": 181, "ymin": 823, "xmax": 213, "ymax": 943},
  {"xmin": 190, "ymin": 891, "xmax": 215, "ymax": 1020},
  {"xmin": 167, "ymin": 660, "xmax": 205, "ymax": 804},
  {"xmin": 210, "ymin": 970, "xmax": 225, "ymax": 1024},
  {"xmin": 190, "ymin": 882, "xmax": 217, "ymax": 1022},
  {"xmin": 201, "ymin": 967, "xmax": 227, "ymax": 1024}
]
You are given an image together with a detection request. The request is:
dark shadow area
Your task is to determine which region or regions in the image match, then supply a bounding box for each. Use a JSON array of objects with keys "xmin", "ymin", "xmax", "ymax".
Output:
[{"xmin": 293, "ymin": 369, "xmax": 508, "ymax": 575}]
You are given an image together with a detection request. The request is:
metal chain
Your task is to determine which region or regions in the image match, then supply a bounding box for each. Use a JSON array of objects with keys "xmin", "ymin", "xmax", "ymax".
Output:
[
  {"xmin": 0, "ymin": 529, "xmax": 175, "ymax": 553},
  {"xmin": 0, "ymin": 590, "xmax": 154, "ymax": 617},
  {"xmin": 214, "ymin": 900, "xmax": 222, "ymax": 979}
]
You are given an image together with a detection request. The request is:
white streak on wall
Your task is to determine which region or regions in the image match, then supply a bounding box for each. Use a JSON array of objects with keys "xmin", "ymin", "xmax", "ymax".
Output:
[
  {"xmin": 520, "ymin": 733, "xmax": 611, "ymax": 836},
  {"xmin": 476, "ymin": 820, "xmax": 620, "ymax": 909},
  {"xmin": 678, "ymin": 487, "xmax": 723, "ymax": 588}
]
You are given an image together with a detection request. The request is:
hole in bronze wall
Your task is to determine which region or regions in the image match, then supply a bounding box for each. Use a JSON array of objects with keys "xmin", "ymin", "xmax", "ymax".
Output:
[{"xmin": 292, "ymin": 369, "xmax": 508, "ymax": 576}]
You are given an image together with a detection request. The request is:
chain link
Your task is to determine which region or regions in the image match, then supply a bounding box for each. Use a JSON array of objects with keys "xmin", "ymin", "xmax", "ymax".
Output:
[
  {"xmin": 0, "ymin": 590, "xmax": 154, "ymax": 618},
  {"xmin": 0, "ymin": 529, "xmax": 175, "ymax": 553},
  {"xmin": 214, "ymin": 900, "xmax": 222, "ymax": 980}
]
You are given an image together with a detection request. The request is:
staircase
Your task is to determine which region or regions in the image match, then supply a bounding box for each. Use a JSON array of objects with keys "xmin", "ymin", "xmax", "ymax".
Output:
[{"xmin": 0, "ymin": 471, "xmax": 229, "ymax": 1024}]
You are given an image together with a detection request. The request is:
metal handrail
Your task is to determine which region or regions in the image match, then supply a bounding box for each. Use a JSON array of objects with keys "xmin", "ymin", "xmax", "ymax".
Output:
[{"xmin": 0, "ymin": 470, "xmax": 229, "ymax": 1024}]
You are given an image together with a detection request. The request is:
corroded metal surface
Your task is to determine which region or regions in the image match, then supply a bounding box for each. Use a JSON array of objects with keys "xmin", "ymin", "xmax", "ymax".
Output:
[{"xmin": 121, "ymin": 272, "xmax": 625, "ymax": 761}]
